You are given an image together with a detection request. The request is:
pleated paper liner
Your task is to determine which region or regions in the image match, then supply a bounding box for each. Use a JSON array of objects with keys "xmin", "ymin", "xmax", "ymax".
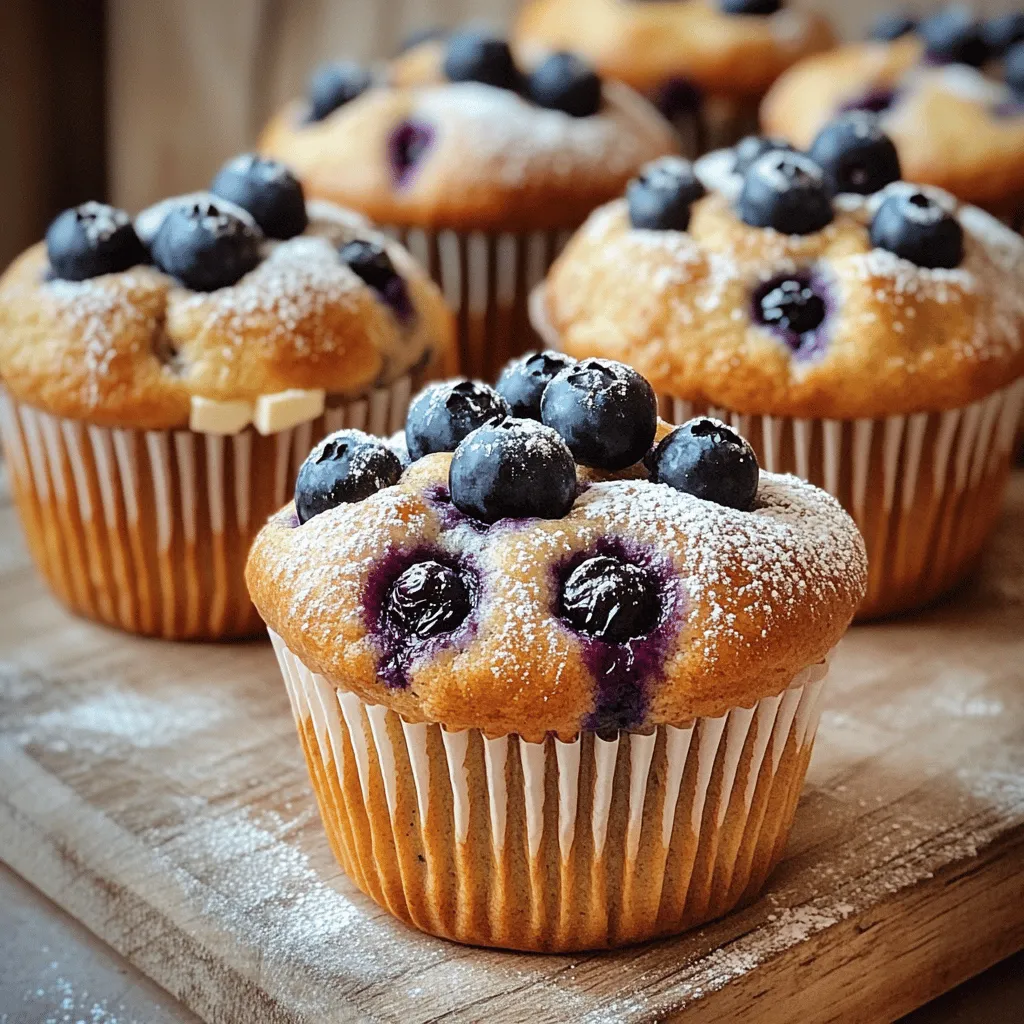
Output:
[
  {"xmin": 0, "ymin": 376, "xmax": 415, "ymax": 640},
  {"xmin": 270, "ymin": 631, "xmax": 831, "ymax": 952},
  {"xmin": 663, "ymin": 382, "xmax": 1024, "ymax": 619}
]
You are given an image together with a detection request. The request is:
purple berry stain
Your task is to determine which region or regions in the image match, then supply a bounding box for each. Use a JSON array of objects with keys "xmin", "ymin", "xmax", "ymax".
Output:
[
  {"xmin": 752, "ymin": 271, "xmax": 833, "ymax": 361},
  {"xmin": 839, "ymin": 87, "xmax": 898, "ymax": 115},
  {"xmin": 388, "ymin": 120, "xmax": 435, "ymax": 188}
]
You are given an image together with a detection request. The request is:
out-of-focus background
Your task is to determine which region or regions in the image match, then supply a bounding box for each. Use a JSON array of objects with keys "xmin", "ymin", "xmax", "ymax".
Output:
[{"xmin": 1, "ymin": 0, "xmax": 1021, "ymax": 271}]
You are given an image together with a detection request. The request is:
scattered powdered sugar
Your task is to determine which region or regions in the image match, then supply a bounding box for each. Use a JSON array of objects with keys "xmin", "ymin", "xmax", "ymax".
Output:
[
  {"xmin": 73, "ymin": 202, "xmax": 132, "ymax": 245},
  {"xmin": 133, "ymin": 191, "xmax": 256, "ymax": 245}
]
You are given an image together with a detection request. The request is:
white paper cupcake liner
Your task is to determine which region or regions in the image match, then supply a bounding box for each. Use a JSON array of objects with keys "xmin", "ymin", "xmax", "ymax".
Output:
[
  {"xmin": 270, "ymin": 631, "xmax": 831, "ymax": 951},
  {"xmin": 0, "ymin": 377, "xmax": 414, "ymax": 639}
]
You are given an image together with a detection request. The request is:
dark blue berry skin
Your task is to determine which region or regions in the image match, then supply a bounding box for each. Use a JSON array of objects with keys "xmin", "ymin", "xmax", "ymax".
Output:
[
  {"xmin": 150, "ymin": 198, "xmax": 262, "ymax": 291},
  {"xmin": 808, "ymin": 113, "xmax": 902, "ymax": 195},
  {"xmin": 338, "ymin": 239, "xmax": 412, "ymax": 323},
  {"xmin": 720, "ymin": 0, "xmax": 782, "ymax": 14},
  {"xmin": 627, "ymin": 158, "xmax": 706, "ymax": 231},
  {"xmin": 869, "ymin": 12, "xmax": 917, "ymax": 41},
  {"xmin": 443, "ymin": 32, "xmax": 522, "ymax": 92},
  {"xmin": 919, "ymin": 7, "xmax": 989, "ymax": 67},
  {"xmin": 295, "ymin": 429, "xmax": 403, "ymax": 524},
  {"xmin": 386, "ymin": 560, "xmax": 471, "ymax": 639},
  {"xmin": 307, "ymin": 62, "xmax": 373, "ymax": 122},
  {"xmin": 753, "ymin": 274, "xmax": 829, "ymax": 358},
  {"xmin": 870, "ymin": 189, "xmax": 964, "ymax": 269},
  {"xmin": 541, "ymin": 358, "xmax": 658, "ymax": 471},
  {"xmin": 731, "ymin": 135, "xmax": 795, "ymax": 175},
  {"xmin": 737, "ymin": 151, "xmax": 834, "ymax": 235},
  {"xmin": 210, "ymin": 154, "xmax": 308, "ymax": 240},
  {"xmin": 984, "ymin": 13, "xmax": 1024, "ymax": 55},
  {"xmin": 45, "ymin": 203, "xmax": 146, "ymax": 282},
  {"xmin": 495, "ymin": 350, "xmax": 576, "ymax": 419},
  {"xmin": 528, "ymin": 52, "xmax": 602, "ymax": 117},
  {"xmin": 647, "ymin": 418, "xmax": 760, "ymax": 511},
  {"xmin": 560, "ymin": 555, "xmax": 659, "ymax": 643},
  {"xmin": 449, "ymin": 418, "xmax": 577, "ymax": 523},
  {"xmin": 405, "ymin": 380, "xmax": 510, "ymax": 461},
  {"xmin": 1006, "ymin": 42, "xmax": 1024, "ymax": 99}
]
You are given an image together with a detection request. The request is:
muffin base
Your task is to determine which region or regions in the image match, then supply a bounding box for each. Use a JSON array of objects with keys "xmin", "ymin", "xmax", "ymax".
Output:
[
  {"xmin": 270, "ymin": 632, "xmax": 830, "ymax": 952},
  {"xmin": 0, "ymin": 379, "xmax": 414, "ymax": 640},
  {"xmin": 663, "ymin": 382, "xmax": 1024, "ymax": 620}
]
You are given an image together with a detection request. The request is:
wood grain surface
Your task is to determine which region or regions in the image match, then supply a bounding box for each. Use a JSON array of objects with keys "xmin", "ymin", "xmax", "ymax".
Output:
[{"xmin": 0, "ymin": 472, "xmax": 1022, "ymax": 1024}]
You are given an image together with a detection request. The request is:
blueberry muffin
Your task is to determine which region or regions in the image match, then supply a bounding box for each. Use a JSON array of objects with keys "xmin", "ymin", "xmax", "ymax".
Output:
[
  {"xmin": 761, "ymin": 8, "xmax": 1024, "ymax": 226},
  {"xmin": 515, "ymin": 0, "xmax": 835, "ymax": 154},
  {"xmin": 533, "ymin": 135, "xmax": 1024, "ymax": 619},
  {"xmin": 259, "ymin": 30, "xmax": 677, "ymax": 381},
  {"xmin": 247, "ymin": 357, "xmax": 866, "ymax": 951},
  {"xmin": 0, "ymin": 154, "xmax": 453, "ymax": 639}
]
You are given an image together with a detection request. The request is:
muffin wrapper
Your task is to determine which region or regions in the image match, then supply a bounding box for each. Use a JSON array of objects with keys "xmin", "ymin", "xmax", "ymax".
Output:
[
  {"xmin": 664, "ymin": 381, "xmax": 1024, "ymax": 619},
  {"xmin": 0, "ymin": 378, "xmax": 414, "ymax": 640},
  {"xmin": 381, "ymin": 225, "xmax": 575, "ymax": 382},
  {"xmin": 270, "ymin": 631, "xmax": 831, "ymax": 952}
]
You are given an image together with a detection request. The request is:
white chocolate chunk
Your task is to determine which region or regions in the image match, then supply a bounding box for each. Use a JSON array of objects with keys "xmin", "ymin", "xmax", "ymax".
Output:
[
  {"xmin": 252, "ymin": 389, "xmax": 326, "ymax": 435},
  {"xmin": 189, "ymin": 396, "xmax": 253, "ymax": 435}
]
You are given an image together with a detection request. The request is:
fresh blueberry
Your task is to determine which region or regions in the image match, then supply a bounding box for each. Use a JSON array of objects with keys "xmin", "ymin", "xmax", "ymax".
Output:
[
  {"xmin": 868, "ymin": 11, "xmax": 917, "ymax": 41},
  {"xmin": 838, "ymin": 87, "xmax": 900, "ymax": 116},
  {"xmin": 443, "ymin": 31, "xmax": 522, "ymax": 92},
  {"xmin": 294, "ymin": 429, "xmax": 403, "ymax": 524},
  {"xmin": 210, "ymin": 154, "xmax": 308, "ymax": 240},
  {"xmin": 150, "ymin": 197, "xmax": 262, "ymax": 291},
  {"xmin": 627, "ymin": 157, "xmax": 706, "ymax": 231},
  {"xmin": 560, "ymin": 556, "xmax": 659, "ymax": 643},
  {"xmin": 808, "ymin": 113, "xmax": 901, "ymax": 194},
  {"xmin": 646, "ymin": 418, "xmax": 759, "ymax": 511},
  {"xmin": 307, "ymin": 62, "xmax": 373, "ymax": 122},
  {"xmin": 720, "ymin": 0, "xmax": 782, "ymax": 15},
  {"xmin": 919, "ymin": 7, "xmax": 989, "ymax": 67},
  {"xmin": 387, "ymin": 120, "xmax": 435, "ymax": 186},
  {"xmin": 449, "ymin": 418, "xmax": 577, "ymax": 523},
  {"xmin": 737, "ymin": 150, "xmax": 834, "ymax": 235},
  {"xmin": 339, "ymin": 239, "xmax": 412, "ymax": 322},
  {"xmin": 405, "ymin": 380, "xmax": 510, "ymax": 461},
  {"xmin": 731, "ymin": 135, "xmax": 796, "ymax": 176},
  {"xmin": 495, "ymin": 350, "xmax": 576, "ymax": 419},
  {"xmin": 1006, "ymin": 41, "xmax": 1024, "ymax": 99},
  {"xmin": 983, "ymin": 13, "xmax": 1024, "ymax": 55},
  {"xmin": 396, "ymin": 25, "xmax": 449, "ymax": 54},
  {"xmin": 45, "ymin": 203, "xmax": 146, "ymax": 282},
  {"xmin": 870, "ymin": 187, "xmax": 964, "ymax": 269},
  {"xmin": 541, "ymin": 358, "xmax": 658, "ymax": 471},
  {"xmin": 753, "ymin": 274, "xmax": 828, "ymax": 356},
  {"xmin": 528, "ymin": 51, "xmax": 602, "ymax": 117},
  {"xmin": 386, "ymin": 560, "xmax": 471, "ymax": 638}
]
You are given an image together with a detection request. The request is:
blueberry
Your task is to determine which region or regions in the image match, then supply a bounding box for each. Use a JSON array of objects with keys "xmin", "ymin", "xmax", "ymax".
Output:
[
  {"xmin": 647, "ymin": 418, "xmax": 759, "ymax": 511},
  {"xmin": 495, "ymin": 350, "xmax": 576, "ymax": 419},
  {"xmin": 731, "ymin": 135, "xmax": 796, "ymax": 176},
  {"xmin": 339, "ymin": 239, "xmax": 412, "ymax": 322},
  {"xmin": 655, "ymin": 79, "xmax": 702, "ymax": 122},
  {"xmin": 983, "ymin": 13, "xmax": 1024, "ymax": 55},
  {"xmin": 868, "ymin": 11, "xmax": 917, "ymax": 41},
  {"xmin": 210, "ymin": 154, "xmax": 308, "ymax": 240},
  {"xmin": 560, "ymin": 556, "xmax": 659, "ymax": 643},
  {"xmin": 443, "ymin": 31, "xmax": 522, "ymax": 92},
  {"xmin": 1006, "ymin": 42, "xmax": 1024, "ymax": 99},
  {"xmin": 150, "ymin": 197, "xmax": 262, "ymax": 291},
  {"xmin": 540, "ymin": 359, "xmax": 657, "ymax": 471},
  {"xmin": 808, "ymin": 113, "xmax": 901, "ymax": 194},
  {"xmin": 307, "ymin": 62, "xmax": 373, "ymax": 122},
  {"xmin": 627, "ymin": 157, "xmax": 706, "ymax": 231},
  {"xmin": 45, "ymin": 203, "xmax": 146, "ymax": 282},
  {"xmin": 720, "ymin": 0, "xmax": 782, "ymax": 14},
  {"xmin": 528, "ymin": 51, "xmax": 602, "ymax": 117},
  {"xmin": 919, "ymin": 7, "xmax": 988, "ymax": 67},
  {"xmin": 838, "ymin": 87, "xmax": 899, "ymax": 116},
  {"xmin": 449, "ymin": 418, "xmax": 577, "ymax": 523},
  {"xmin": 752, "ymin": 274, "xmax": 828, "ymax": 356},
  {"xmin": 386, "ymin": 560, "xmax": 471, "ymax": 638},
  {"xmin": 870, "ymin": 188, "xmax": 964, "ymax": 269},
  {"xmin": 405, "ymin": 380, "xmax": 510, "ymax": 461},
  {"xmin": 294, "ymin": 429, "xmax": 403, "ymax": 524},
  {"xmin": 388, "ymin": 121, "xmax": 435, "ymax": 186},
  {"xmin": 397, "ymin": 25, "xmax": 448, "ymax": 54},
  {"xmin": 737, "ymin": 150, "xmax": 834, "ymax": 235}
]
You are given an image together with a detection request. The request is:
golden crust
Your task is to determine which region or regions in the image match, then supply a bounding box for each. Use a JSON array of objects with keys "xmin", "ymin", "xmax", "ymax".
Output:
[
  {"xmin": 246, "ymin": 453, "xmax": 866, "ymax": 741},
  {"xmin": 761, "ymin": 39, "xmax": 1024, "ymax": 211},
  {"xmin": 515, "ymin": 0, "xmax": 835, "ymax": 98},
  {"xmin": 541, "ymin": 189, "xmax": 1024, "ymax": 419},
  {"xmin": 259, "ymin": 81, "xmax": 677, "ymax": 233},
  {"xmin": 0, "ymin": 205, "xmax": 454, "ymax": 429}
]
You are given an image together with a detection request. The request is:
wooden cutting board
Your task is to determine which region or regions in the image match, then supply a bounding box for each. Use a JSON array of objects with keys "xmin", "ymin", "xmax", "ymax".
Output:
[{"xmin": 1, "ymin": 472, "xmax": 1023, "ymax": 1024}]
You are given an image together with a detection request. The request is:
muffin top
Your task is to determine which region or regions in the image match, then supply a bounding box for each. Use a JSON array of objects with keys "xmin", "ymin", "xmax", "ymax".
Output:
[
  {"xmin": 0, "ymin": 155, "xmax": 453, "ymax": 432},
  {"xmin": 247, "ymin": 360, "xmax": 866, "ymax": 740},
  {"xmin": 259, "ymin": 32, "xmax": 677, "ymax": 232},
  {"xmin": 537, "ymin": 141, "xmax": 1024, "ymax": 419},
  {"xmin": 515, "ymin": 0, "xmax": 835, "ymax": 100},
  {"xmin": 761, "ymin": 19, "xmax": 1024, "ymax": 210}
]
